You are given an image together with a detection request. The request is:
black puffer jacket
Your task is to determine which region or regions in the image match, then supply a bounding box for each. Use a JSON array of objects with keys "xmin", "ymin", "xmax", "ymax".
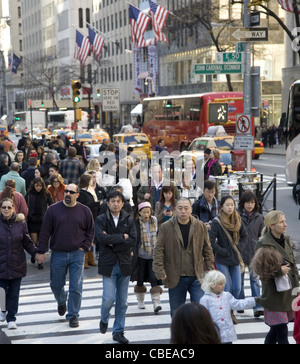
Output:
[
  {"xmin": 95, "ymin": 209, "xmax": 137, "ymax": 277},
  {"xmin": 0, "ymin": 215, "xmax": 37, "ymax": 280}
]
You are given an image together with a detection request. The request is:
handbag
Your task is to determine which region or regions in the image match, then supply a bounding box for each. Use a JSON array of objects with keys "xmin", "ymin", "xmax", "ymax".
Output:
[{"xmin": 274, "ymin": 274, "xmax": 292, "ymax": 292}]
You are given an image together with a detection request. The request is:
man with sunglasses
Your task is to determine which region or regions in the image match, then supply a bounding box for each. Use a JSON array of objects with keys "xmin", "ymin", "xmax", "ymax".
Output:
[{"xmin": 36, "ymin": 184, "xmax": 94, "ymax": 328}]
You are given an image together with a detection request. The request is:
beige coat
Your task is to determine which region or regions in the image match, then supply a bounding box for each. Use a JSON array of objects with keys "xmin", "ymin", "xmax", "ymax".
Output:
[{"xmin": 153, "ymin": 215, "xmax": 215, "ymax": 289}]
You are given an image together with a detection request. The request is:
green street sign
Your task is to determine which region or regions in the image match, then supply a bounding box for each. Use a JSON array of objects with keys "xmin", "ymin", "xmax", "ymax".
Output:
[
  {"xmin": 194, "ymin": 63, "xmax": 242, "ymax": 75},
  {"xmin": 236, "ymin": 42, "xmax": 246, "ymax": 52},
  {"xmin": 216, "ymin": 52, "xmax": 242, "ymax": 64}
]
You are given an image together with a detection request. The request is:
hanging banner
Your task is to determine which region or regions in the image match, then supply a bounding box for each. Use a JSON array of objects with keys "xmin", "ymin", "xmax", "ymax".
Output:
[
  {"xmin": 133, "ymin": 45, "xmax": 144, "ymax": 94},
  {"xmin": 147, "ymin": 45, "xmax": 158, "ymax": 96}
]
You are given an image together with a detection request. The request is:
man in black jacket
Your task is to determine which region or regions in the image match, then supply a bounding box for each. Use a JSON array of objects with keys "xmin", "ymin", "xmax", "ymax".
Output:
[{"xmin": 95, "ymin": 190, "xmax": 137, "ymax": 344}]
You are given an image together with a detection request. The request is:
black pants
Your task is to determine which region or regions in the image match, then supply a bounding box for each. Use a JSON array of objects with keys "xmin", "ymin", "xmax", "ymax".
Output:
[{"xmin": 265, "ymin": 324, "xmax": 289, "ymax": 344}]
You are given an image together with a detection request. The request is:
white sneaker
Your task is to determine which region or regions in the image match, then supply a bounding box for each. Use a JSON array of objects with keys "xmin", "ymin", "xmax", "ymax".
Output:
[
  {"xmin": 0, "ymin": 312, "xmax": 6, "ymax": 322},
  {"xmin": 7, "ymin": 321, "xmax": 17, "ymax": 330}
]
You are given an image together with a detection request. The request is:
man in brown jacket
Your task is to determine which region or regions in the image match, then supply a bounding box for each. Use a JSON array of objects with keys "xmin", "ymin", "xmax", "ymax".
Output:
[{"xmin": 153, "ymin": 197, "xmax": 215, "ymax": 317}]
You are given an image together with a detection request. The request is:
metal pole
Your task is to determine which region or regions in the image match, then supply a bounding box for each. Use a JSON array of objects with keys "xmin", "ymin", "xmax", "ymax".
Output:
[{"xmin": 243, "ymin": 0, "xmax": 252, "ymax": 171}]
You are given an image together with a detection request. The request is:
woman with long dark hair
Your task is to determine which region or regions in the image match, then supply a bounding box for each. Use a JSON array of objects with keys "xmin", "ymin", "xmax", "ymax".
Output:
[
  {"xmin": 25, "ymin": 177, "xmax": 53, "ymax": 269},
  {"xmin": 209, "ymin": 195, "xmax": 248, "ymax": 324},
  {"xmin": 154, "ymin": 185, "xmax": 176, "ymax": 228}
]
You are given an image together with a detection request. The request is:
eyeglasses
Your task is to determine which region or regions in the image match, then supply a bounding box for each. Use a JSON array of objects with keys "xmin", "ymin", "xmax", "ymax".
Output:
[
  {"xmin": 1, "ymin": 206, "xmax": 13, "ymax": 210},
  {"xmin": 65, "ymin": 189, "xmax": 77, "ymax": 195},
  {"xmin": 53, "ymin": 180, "xmax": 59, "ymax": 183}
]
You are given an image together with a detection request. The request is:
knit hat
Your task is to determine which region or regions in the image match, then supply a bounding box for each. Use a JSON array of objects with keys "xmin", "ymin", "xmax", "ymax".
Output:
[
  {"xmin": 29, "ymin": 152, "xmax": 38, "ymax": 158},
  {"xmin": 138, "ymin": 201, "xmax": 152, "ymax": 211}
]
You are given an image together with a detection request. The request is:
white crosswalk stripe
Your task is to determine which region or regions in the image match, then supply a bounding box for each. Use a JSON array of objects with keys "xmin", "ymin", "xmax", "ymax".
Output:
[{"xmin": 0, "ymin": 270, "xmax": 298, "ymax": 344}]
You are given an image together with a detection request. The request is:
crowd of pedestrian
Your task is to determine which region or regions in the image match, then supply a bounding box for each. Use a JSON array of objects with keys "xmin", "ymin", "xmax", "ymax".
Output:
[{"xmin": 0, "ymin": 132, "xmax": 299, "ymax": 345}]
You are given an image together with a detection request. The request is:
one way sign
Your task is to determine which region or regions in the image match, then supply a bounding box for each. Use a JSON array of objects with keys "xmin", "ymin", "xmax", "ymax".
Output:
[{"xmin": 230, "ymin": 27, "xmax": 268, "ymax": 42}]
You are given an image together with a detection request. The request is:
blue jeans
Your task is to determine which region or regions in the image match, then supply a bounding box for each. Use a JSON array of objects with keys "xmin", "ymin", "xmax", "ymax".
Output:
[
  {"xmin": 0, "ymin": 278, "xmax": 22, "ymax": 322},
  {"xmin": 50, "ymin": 250, "xmax": 85, "ymax": 320},
  {"xmin": 239, "ymin": 270, "xmax": 263, "ymax": 312},
  {"xmin": 101, "ymin": 262, "xmax": 130, "ymax": 334},
  {"xmin": 216, "ymin": 263, "xmax": 241, "ymax": 299},
  {"xmin": 168, "ymin": 276, "xmax": 204, "ymax": 317}
]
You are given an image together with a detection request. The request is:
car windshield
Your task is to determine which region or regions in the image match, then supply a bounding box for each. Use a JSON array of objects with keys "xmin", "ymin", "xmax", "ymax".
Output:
[
  {"xmin": 188, "ymin": 140, "xmax": 209, "ymax": 151},
  {"xmin": 78, "ymin": 134, "xmax": 92, "ymax": 139},
  {"xmin": 123, "ymin": 135, "xmax": 148, "ymax": 144},
  {"xmin": 220, "ymin": 153, "xmax": 232, "ymax": 166},
  {"xmin": 215, "ymin": 138, "xmax": 234, "ymax": 150}
]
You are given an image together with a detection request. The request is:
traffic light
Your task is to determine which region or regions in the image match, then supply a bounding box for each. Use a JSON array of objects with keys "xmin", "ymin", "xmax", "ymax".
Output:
[
  {"xmin": 97, "ymin": 88, "xmax": 101, "ymax": 97},
  {"xmin": 166, "ymin": 100, "xmax": 172, "ymax": 108},
  {"xmin": 72, "ymin": 80, "xmax": 81, "ymax": 105}
]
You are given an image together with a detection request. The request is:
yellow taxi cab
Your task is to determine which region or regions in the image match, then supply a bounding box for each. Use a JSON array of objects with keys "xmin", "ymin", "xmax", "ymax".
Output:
[
  {"xmin": 68, "ymin": 131, "xmax": 98, "ymax": 144},
  {"xmin": 0, "ymin": 125, "xmax": 9, "ymax": 138},
  {"xmin": 113, "ymin": 132, "xmax": 151, "ymax": 159},
  {"xmin": 254, "ymin": 140, "xmax": 264, "ymax": 159},
  {"xmin": 88, "ymin": 128, "xmax": 110, "ymax": 143},
  {"xmin": 181, "ymin": 135, "xmax": 233, "ymax": 172}
]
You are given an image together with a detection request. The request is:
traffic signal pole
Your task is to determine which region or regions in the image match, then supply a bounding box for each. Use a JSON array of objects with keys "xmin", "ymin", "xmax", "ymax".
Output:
[{"xmin": 243, "ymin": 0, "xmax": 252, "ymax": 171}]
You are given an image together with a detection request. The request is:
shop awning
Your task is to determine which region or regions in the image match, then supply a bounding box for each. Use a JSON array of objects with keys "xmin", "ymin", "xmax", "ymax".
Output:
[{"xmin": 131, "ymin": 104, "xmax": 143, "ymax": 116}]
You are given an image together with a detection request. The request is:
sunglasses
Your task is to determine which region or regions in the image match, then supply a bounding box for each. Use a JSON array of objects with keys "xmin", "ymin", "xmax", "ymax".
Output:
[
  {"xmin": 1, "ymin": 206, "xmax": 13, "ymax": 210},
  {"xmin": 65, "ymin": 189, "xmax": 77, "ymax": 195}
]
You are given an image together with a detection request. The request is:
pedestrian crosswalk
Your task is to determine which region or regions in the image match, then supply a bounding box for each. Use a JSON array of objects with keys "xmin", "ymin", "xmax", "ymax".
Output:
[{"xmin": 0, "ymin": 271, "xmax": 297, "ymax": 344}]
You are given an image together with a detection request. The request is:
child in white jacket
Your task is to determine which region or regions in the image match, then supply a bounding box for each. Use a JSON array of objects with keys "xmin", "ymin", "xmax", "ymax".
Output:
[{"xmin": 200, "ymin": 270, "xmax": 257, "ymax": 344}]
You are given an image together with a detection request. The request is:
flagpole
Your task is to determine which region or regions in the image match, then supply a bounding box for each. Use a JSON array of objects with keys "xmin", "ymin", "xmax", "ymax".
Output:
[{"xmin": 86, "ymin": 22, "xmax": 119, "ymax": 46}]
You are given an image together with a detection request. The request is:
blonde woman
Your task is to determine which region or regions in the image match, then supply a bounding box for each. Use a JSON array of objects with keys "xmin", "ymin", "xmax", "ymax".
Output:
[
  {"xmin": 206, "ymin": 149, "xmax": 222, "ymax": 180},
  {"xmin": 87, "ymin": 159, "xmax": 102, "ymax": 186},
  {"xmin": 252, "ymin": 210, "xmax": 300, "ymax": 344}
]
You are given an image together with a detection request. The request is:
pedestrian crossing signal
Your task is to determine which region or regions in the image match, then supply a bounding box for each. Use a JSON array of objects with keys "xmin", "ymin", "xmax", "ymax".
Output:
[
  {"xmin": 208, "ymin": 103, "xmax": 229, "ymax": 124},
  {"xmin": 72, "ymin": 80, "xmax": 81, "ymax": 105}
]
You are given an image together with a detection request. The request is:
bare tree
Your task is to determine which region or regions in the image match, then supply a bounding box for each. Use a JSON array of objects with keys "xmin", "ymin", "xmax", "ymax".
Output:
[
  {"xmin": 23, "ymin": 56, "xmax": 71, "ymax": 109},
  {"xmin": 233, "ymin": 0, "xmax": 300, "ymax": 60},
  {"xmin": 166, "ymin": 0, "xmax": 243, "ymax": 91}
]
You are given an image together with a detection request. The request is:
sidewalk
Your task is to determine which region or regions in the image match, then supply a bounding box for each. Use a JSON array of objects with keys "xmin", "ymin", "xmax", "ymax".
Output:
[{"xmin": 263, "ymin": 143, "xmax": 286, "ymax": 156}]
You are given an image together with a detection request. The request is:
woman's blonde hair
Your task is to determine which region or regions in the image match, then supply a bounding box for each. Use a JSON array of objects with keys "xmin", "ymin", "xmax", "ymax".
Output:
[
  {"xmin": 201, "ymin": 270, "xmax": 226, "ymax": 293},
  {"xmin": 261, "ymin": 210, "xmax": 284, "ymax": 236}
]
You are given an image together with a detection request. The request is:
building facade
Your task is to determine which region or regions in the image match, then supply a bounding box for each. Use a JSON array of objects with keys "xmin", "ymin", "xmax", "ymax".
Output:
[{"xmin": 0, "ymin": 0, "xmax": 291, "ymax": 129}]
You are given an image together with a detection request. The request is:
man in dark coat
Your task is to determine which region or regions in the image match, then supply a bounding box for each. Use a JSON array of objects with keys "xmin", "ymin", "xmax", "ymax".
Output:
[{"xmin": 95, "ymin": 190, "xmax": 137, "ymax": 344}]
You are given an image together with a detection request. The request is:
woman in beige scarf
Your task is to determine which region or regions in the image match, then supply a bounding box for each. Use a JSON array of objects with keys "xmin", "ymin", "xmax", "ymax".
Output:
[{"xmin": 209, "ymin": 195, "xmax": 248, "ymax": 299}]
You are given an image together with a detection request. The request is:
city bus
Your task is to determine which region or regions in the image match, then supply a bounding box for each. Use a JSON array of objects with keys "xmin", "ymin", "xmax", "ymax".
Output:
[
  {"xmin": 47, "ymin": 110, "xmax": 89, "ymax": 130},
  {"xmin": 142, "ymin": 92, "xmax": 250, "ymax": 152},
  {"xmin": 285, "ymin": 80, "xmax": 300, "ymax": 184}
]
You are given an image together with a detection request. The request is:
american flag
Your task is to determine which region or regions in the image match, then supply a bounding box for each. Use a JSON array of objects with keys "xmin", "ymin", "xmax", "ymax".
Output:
[
  {"xmin": 74, "ymin": 30, "xmax": 91, "ymax": 65},
  {"xmin": 149, "ymin": 1, "xmax": 169, "ymax": 43},
  {"xmin": 278, "ymin": 0, "xmax": 300, "ymax": 13},
  {"xmin": 88, "ymin": 26, "xmax": 105, "ymax": 63},
  {"xmin": 129, "ymin": 5, "xmax": 151, "ymax": 48}
]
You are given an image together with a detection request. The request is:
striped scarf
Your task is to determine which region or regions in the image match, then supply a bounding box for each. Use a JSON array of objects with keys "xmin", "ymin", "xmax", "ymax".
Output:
[{"xmin": 138, "ymin": 216, "xmax": 157, "ymax": 259}]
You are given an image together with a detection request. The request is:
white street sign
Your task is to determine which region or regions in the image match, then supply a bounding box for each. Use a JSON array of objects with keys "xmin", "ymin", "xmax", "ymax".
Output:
[
  {"xmin": 230, "ymin": 27, "xmax": 268, "ymax": 42},
  {"xmin": 234, "ymin": 135, "xmax": 254, "ymax": 151},
  {"xmin": 102, "ymin": 88, "xmax": 120, "ymax": 112}
]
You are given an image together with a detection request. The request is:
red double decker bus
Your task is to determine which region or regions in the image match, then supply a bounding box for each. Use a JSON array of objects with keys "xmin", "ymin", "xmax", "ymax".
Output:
[{"xmin": 142, "ymin": 92, "xmax": 252, "ymax": 152}]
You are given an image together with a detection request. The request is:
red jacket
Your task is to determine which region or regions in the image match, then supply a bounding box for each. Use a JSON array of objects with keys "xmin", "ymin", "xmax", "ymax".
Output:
[{"xmin": 293, "ymin": 296, "xmax": 300, "ymax": 344}]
